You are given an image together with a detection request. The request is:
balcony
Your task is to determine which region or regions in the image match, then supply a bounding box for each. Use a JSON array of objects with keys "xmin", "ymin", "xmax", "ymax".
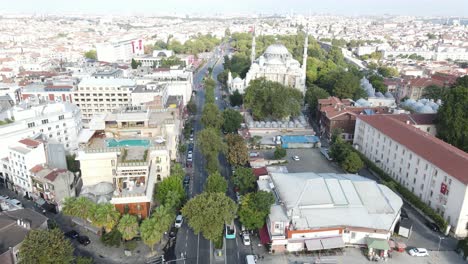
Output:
[{"xmin": 113, "ymin": 177, "xmax": 146, "ymax": 198}]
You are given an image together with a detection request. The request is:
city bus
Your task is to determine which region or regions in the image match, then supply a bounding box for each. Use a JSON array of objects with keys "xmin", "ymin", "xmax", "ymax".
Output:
[{"xmin": 225, "ymin": 221, "xmax": 236, "ymax": 239}]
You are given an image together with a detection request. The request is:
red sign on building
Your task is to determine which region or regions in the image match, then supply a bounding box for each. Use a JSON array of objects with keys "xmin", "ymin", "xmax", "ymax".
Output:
[{"xmin": 440, "ymin": 183, "xmax": 448, "ymax": 195}]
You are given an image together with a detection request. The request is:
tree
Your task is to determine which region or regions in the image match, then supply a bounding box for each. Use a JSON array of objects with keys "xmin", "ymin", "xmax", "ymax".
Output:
[
  {"xmin": 91, "ymin": 203, "xmax": 121, "ymax": 233},
  {"xmin": 197, "ymin": 128, "xmax": 226, "ymax": 158},
  {"xmin": 222, "ymin": 109, "xmax": 243, "ymax": 133},
  {"xmin": 229, "ymin": 90, "xmax": 243, "ymax": 107},
  {"xmin": 155, "ymin": 174, "xmax": 185, "ymax": 211},
  {"xmin": 226, "ymin": 134, "xmax": 249, "ymax": 166},
  {"xmin": 436, "ymin": 85, "xmax": 468, "ymax": 152},
  {"xmin": 368, "ymin": 74, "xmax": 387, "ymax": 93},
  {"xmin": 423, "ymin": 85, "xmax": 446, "ymax": 100},
  {"xmin": 329, "ymin": 137, "xmax": 351, "ymax": 164},
  {"xmin": 238, "ymin": 191, "xmax": 275, "ymax": 230},
  {"xmin": 76, "ymin": 257, "xmax": 94, "ymax": 264},
  {"xmin": 62, "ymin": 196, "xmax": 96, "ymax": 220},
  {"xmin": 273, "ymin": 146, "xmax": 287, "ymax": 159},
  {"xmin": 131, "ymin": 58, "xmax": 141, "ymax": 69},
  {"xmin": 205, "ymin": 171, "xmax": 228, "ymax": 193},
  {"xmin": 100, "ymin": 228, "xmax": 122, "ymax": 247},
  {"xmin": 341, "ymin": 151, "xmax": 364, "ymax": 173},
  {"xmin": 84, "ymin": 50, "xmax": 97, "ymax": 60},
  {"xmin": 19, "ymin": 229, "xmax": 74, "ymax": 264},
  {"xmin": 201, "ymin": 103, "xmax": 223, "ymax": 129},
  {"xmin": 117, "ymin": 214, "xmax": 139, "ymax": 241},
  {"xmin": 378, "ymin": 66, "xmax": 399, "ymax": 78},
  {"xmin": 187, "ymin": 98, "xmax": 197, "ymax": 115},
  {"xmin": 140, "ymin": 205, "xmax": 174, "ymax": 252},
  {"xmin": 455, "ymin": 76, "xmax": 468, "ymax": 87},
  {"xmin": 244, "ymin": 78, "xmax": 303, "ymax": 120},
  {"xmin": 182, "ymin": 192, "xmax": 237, "ymax": 246},
  {"xmin": 305, "ymin": 85, "xmax": 330, "ymax": 116},
  {"xmin": 232, "ymin": 167, "xmax": 256, "ymax": 194}
]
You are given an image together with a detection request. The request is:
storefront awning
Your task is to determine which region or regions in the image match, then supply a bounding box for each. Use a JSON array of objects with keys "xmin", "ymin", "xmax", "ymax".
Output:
[
  {"xmin": 258, "ymin": 224, "xmax": 271, "ymax": 244},
  {"xmin": 366, "ymin": 237, "xmax": 390, "ymax": 251},
  {"xmin": 321, "ymin": 236, "xmax": 345, "ymax": 250},
  {"xmin": 305, "ymin": 239, "xmax": 323, "ymax": 251},
  {"xmin": 305, "ymin": 236, "xmax": 345, "ymax": 251}
]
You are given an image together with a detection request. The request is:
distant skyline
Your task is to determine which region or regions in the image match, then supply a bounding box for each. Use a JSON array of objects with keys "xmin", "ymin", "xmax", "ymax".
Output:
[{"xmin": 1, "ymin": 0, "xmax": 468, "ymax": 17}]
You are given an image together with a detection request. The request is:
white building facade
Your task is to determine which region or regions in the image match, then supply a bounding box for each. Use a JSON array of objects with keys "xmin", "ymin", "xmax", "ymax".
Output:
[
  {"xmin": 96, "ymin": 38, "xmax": 144, "ymax": 62},
  {"xmin": 353, "ymin": 115, "xmax": 468, "ymax": 237}
]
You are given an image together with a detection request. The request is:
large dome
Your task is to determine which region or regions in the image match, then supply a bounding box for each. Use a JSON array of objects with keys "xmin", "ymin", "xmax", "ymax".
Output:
[{"xmin": 264, "ymin": 44, "xmax": 290, "ymax": 56}]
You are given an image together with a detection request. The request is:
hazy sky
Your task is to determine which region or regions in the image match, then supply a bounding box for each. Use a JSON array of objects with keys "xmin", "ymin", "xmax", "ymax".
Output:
[{"xmin": 2, "ymin": 0, "xmax": 468, "ymax": 16}]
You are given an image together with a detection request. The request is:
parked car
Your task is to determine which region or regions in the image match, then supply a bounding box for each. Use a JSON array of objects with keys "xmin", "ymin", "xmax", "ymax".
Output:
[
  {"xmin": 183, "ymin": 175, "xmax": 190, "ymax": 185},
  {"xmin": 175, "ymin": 215, "xmax": 183, "ymax": 228},
  {"xmin": 64, "ymin": 230, "xmax": 79, "ymax": 239},
  {"xmin": 188, "ymin": 143, "xmax": 194, "ymax": 151},
  {"xmin": 188, "ymin": 150, "xmax": 193, "ymax": 155},
  {"xmin": 249, "ymin": 152, "xmax": 259, "ymax": 158},
  {"xmin": 189, "ymin": 134, "xmax": 194, "ymax": 141},
  {"xmin": 77, "ymin": 236, "xmax": 91, "ymax": 246},
  {"xmin": 0, "ymin": 194, "xmax": 10, "ymax": 200},
  {"xmin": 425, "ymin": 222, "xmax": 440, "ymax": 232},
  {"xmin": 242, "ymin": 233, "xmax": 251, "ymax": 246},
  {"xmin": 409, "ymin": 248, "xmax": 429, "ymax": 257},
  {"xmin": 292, "ymin": 155, "xmax": 300, "ymax": 161},
  {"xmin": 9, "ymin": 199, "xmax": 23, "ymax": 208},
  {"xmin": 400, "ymin": 208, "xmax": 409, "ymax": 219},
  {"xmin": 235, "ymin": 192, "xmax": 242, "ymax": 203},
  {"xmin": 169, "ymin": 227, "xmax": 178, "ymax": 239}
]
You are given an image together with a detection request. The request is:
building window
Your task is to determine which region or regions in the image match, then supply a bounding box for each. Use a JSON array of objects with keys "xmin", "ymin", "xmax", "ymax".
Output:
[
  {"xmin": 42, "ymin": 119, "xmax": 49, "ymax": 124},
  {"xmin": 27, "ymin": 122, "xmax": 35, "ymax": 128},
  {"xmin": 413, "ymin": 178, "xmax": 416, "ymax": 184},
  {"xmin": 420, "ymin": 184, "xmax": 424, "ymax": 190},
  {"xmin": 59, "ymin": 115, "xmax": 64, "ymax": 120},
  {"xmin": 449, "ymin": 179, "xmax": 452, "ymax": 185},
  {"xmin": 351, "ymin": 232, "xmax": 356, "ymax": 239}
]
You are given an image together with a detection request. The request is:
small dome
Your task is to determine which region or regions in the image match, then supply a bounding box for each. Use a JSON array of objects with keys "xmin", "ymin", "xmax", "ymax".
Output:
[
  {"xmin": 419, "ymin": 105, "xmax": 435, "ymax": 113},
  {"xmin": 264, "ymin": 44, "xmax": 290, "ymax": 56},
  {"xmin": 384, "ymin": 92, "xmax": 394, "ymax": 98},
  {"xmin": 375, "ymin": 92, "xmax": 385, "ymax": 98},
  {"xmin": 403, "ymin": 99, "xmax": 416, "ymax": 107},
  {"xmin": 233, "ymin": 77, "xmax": 243, "ymax": 83},
  {"xmin": 412, "ymin": 102, "xmax": 424, "ymax": 111},
  {"xmin": 266, "ymin": 57, "xmax": 284, "ymax": 65},
  {"xmin": 355, "ymin": 98, "xmax": 369, "ymax": 106}
]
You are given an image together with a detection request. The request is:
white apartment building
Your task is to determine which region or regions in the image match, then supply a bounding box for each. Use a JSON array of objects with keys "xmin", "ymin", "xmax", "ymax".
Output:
[
  {"xmin": 131, "ymin": 83, "xmax": 169, "ymax": 108},
  {"xmin": 6, "ymin": 139, "xmax": 47, "ymax": 196},
  {"xmin": 0, "ymin": 102, "xmax": 82, "ymax": 158},
  {"xmin": 353, "ymin": 115, "xmax": 468, "ymax": 237},
  {"xmin": 75, "ymin": 78, "xmax": 136, "ymax": 123},
  {"xmin": 137, "ymin": 69, "xmax": 193, "ymax": 105},
  {"xmin": 96, "ymin": 38, "xmax": 144, "ymax": 62}
]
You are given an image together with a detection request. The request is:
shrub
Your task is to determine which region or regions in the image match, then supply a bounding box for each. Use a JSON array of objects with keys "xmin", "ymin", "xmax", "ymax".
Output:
[
  {"xmin": 273, "ymin": 147, "xmax": 286, "ymax": 159},
  {"xmin": 100, "ymin": 228, "xmax": 122, "ymax": 247},
  {"xmin": 124, "ymin": 240, "xmax": 138, "ymax": 251}
]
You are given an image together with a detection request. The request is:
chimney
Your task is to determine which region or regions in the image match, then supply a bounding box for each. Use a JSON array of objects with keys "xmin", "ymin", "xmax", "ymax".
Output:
[{"xmin": 406, "ymin": 120, "xmax": 410, "ymax": 125}]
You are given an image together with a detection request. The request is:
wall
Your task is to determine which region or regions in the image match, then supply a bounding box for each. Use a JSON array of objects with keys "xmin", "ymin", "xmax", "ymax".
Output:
[
  {"xmin": 78, "ymin": 152, "xmax": 117, "ymax": 186},
  {"xmin": 114, "ymin": 201, "xmax": 150, "ymax": 219}
]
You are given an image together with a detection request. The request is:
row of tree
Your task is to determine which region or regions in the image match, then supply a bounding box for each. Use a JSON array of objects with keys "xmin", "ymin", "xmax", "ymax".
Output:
[{"xmin": 328, "ymin": 130, "xmax": 364, "ymax": 173}]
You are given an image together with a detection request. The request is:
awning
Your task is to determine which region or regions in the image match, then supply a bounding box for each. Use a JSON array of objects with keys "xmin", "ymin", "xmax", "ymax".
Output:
[
  {"xmin": 258, "ymin": 224, "xmax": 271, "ymax": 244},
  {"xmin": 366, "ymin": 237, "xmax": 390, "ymax": 251},
  {"xmin": 305, "ymin": 239, "xmax": 323, "ymax": 251},
  {"xmin": 77, "ymin": 129, "xmax": 96, "ymax": 144},
  {"xmin": 321, "ymin": 236, "xmax": 345, "ymax": 250}
]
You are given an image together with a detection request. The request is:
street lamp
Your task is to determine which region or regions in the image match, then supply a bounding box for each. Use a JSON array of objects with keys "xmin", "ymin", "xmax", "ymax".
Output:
[{"xmin": 438, "ymin": 236, "xmax": 445, "ymax": 251}]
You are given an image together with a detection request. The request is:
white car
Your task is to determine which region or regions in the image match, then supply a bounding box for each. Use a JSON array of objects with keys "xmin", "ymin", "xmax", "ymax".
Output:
[
  {"xmin": 242, "ymin": 234, "xmax": 251, "ymax": 246},
  {"xmin": 292, "ymin": 155, "xmax": 300, "ymax": 161},
  {"xmin": 409, "ymin": 248, "xmax": 429, "ymax": 257},
  {"xmin": 174, "ymin": 215, "xmax": 183, "ymax": 228}
]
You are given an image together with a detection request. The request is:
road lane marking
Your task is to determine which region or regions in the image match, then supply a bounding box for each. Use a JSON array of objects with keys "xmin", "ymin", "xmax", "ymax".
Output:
[{"xmin": 197, "ymin": 233, "xmax": 200, "ymax": 264}]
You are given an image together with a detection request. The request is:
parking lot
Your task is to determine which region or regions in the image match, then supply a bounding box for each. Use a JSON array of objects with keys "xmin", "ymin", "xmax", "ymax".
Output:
[{"xmin": 260, "ymin": 147, "xmax": 343, "ymax": 174}]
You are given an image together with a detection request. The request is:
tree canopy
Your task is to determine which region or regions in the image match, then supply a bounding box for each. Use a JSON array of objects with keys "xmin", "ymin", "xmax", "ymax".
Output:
[
  {"xmin": 318, "ymin": 69, "xmax": 362, "ymax": 99},
  {"xmin": 226, "ymin": 133, "xmax": 249, "ymax": 166},
  {"xmin": 341, "ymin": 151, "xmax": 364, "ymax": 173},
  {"xmin": 140, "ymin": 205, "xmax": 174, "ymax": 252},
  {"xmin": 222, "ymin": 109, "xmax": 243, "ymax": 133},
  {"xmin": 368, "ymin": 74, "xmax": 387, "ymax": 93},
  {"xmin": 233, "ymin": 167, "xmax": 256, "ymax": 194},
  {"xmin": 201, "ymin": 103, "xmax": 223, "ymax": 129},
  {"xmin": 423, "ymin": 85, "xmax": 446, "ymax": 100},
  {"xmin": 166, "ymin": 34, "xmax": 221, "ymax": 55},
  {"xmin": 436, "ymin": 84, "xmax": 468, "ymax": 152},
  {"xmin": 182, "ymin": 192, "xmax": 237, "ymax": 246},
  {"xmin": 305, "ymin": 85, "xmax": 330, "ymax": 116},
  {"xmin": 205, "ymin": 171, "xmax": 228, "ymax": 194},
  {"xmin": 244, "ymin": 78, "xmax": 303, "ymax": 120},
  {"xmin": 84, "ymin": 50, "xmax": 97, "ymax": 60},
  {"xmin": 19, "ymin": 229, "xmax": 74, "ymax": 264},
  {"xmin": 229, "ymin": 90, "xmax": 243, "ymax": 107},
  {"xmin": 238, "ymin": 191, "xmax": 275, "ymax": 230},
  {"xmin": 377, "ymin": 66, "xmax": 399, "ymax": 78},
  {"xmin": 155, "ymin": 173, "xmax": 185, "ymax": 211},
  {"xmin": 117, "ymin": 214, "xmax": 139, "ymax": 241}
]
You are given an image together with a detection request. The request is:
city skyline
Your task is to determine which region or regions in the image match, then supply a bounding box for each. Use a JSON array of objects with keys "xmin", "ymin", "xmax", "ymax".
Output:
[{"xmin": 2, "ymin": 0, "xmax": 468, "ymax": 16}]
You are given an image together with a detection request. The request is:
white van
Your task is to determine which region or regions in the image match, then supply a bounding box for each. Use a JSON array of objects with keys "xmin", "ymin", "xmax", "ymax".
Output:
[
  {"xmin": 245, "ymin": 255, "xmax": 256, "ymax": 264},
  {"xmin": 8, "ymin": 199, "xmax": 23, "ymax": 208}
]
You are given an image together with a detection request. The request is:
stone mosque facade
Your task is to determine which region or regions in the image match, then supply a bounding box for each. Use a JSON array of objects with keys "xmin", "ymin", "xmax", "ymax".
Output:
[{"xmin": 228, "ymin": 31, "xmax": 308, "ymax": 95}]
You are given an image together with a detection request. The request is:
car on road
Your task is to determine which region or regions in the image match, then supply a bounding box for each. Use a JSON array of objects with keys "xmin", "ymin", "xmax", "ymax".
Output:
[
  {"xmin": 408, "ymin": 248, "xmax": 429, "ymax": 257},
  {"xmin": 189, "ymin": 134, "xmax": 194, "ymax": 141},
  {"xmin": 183, "ymin": 175, "xmax": 190, "ymax": 185},
  {"xmin": 188, "ymin": 143, "xmax": 194, "ymax": 151},
  {"xmin": 425, "ymin": 221, "xmax": 440, "ymax": 232},
  {"xmin": 242, "ymin": 234, "xmax": 251, "ymax": 246},
  {"xmin": 400, "ymin": 208, "xmax": 409, "ymax": 219},
  {"xmin": 64, "ymin": 230, "xmax": 79, "ymax": 239},
  {"xmin": 169, "ymin": 227, "xmax": 178, "ymax": 239},
  {"xmin": 292, "ymin": 155, "xmax": 300, "ymax": 161},
  {"xmin": 175, "ymin": 215, "xmax": 183, "ymax": 228},
  {"xmin": 235, "ymin": 192, "xmax": 242, "ymax": 203},
  {"xmin": 77, "ymin": 236, "xmax": 91, "ymax": 246}
]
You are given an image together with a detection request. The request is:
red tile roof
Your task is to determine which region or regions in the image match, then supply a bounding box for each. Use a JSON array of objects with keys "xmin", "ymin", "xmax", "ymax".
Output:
[
  {"xmin": 387, "ymin": 114, "xmax": 437, "ymax": 125},
  {"xmin": 358, "ymin": 115, "xmax": 468, "ymax": 184},
  {"xmin": 253, "ymin": 167, "xmax": 268, "ymax": 178},
  {"xmin": 19, "ymin": 139, "xmax": 41, "ymax": 148},
  {"xmin": 30, "ymin": 164, "xmax": 44, "ymax": 174},
  {"xmin": 44, "ymin": 169, "xmax": 68, "ymax": 182}
]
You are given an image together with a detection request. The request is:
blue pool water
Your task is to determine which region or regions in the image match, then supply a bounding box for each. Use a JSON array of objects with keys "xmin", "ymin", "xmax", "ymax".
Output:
[{"xmin": 106, "ymin": 139, "xmax": 150, "ymax": 147}]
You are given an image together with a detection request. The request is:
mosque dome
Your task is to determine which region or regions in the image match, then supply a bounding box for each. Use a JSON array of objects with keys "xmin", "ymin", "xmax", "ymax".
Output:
[
  {"xmin": 264, "ymin": 44, "xmax": 290, "ymax": 57},
  {"xmin": 419, "ymin": 105, "xmax": 435, "ymax": 113}
]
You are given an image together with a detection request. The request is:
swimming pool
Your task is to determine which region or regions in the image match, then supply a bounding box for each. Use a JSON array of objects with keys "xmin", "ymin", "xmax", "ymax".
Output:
[{"xmin": 106, "ymin": 139, "xmax": 150, "ymax": 148}]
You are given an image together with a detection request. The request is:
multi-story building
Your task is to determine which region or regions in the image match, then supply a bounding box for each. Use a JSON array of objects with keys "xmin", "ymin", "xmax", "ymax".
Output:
[
  {"xmin": 21, "ymin": 84, "xmax": 75, "ymax": 103},
  {"xmin": 6, "ymin": 139, "xmax": 47, "ymax": 196},
  {"xmin": 353, "ymin": 115, "xmax": 468, "ymax": 237},
  {"xmin": 77, "ymin": 142, "xmax": 170, "ymax": 219},
  {"xmin": 131, "ymin": 83, "xmax": 169, "ymax": 109},
  {"xmin": 75, "ymin": 78, "xmax": 136, "ymax": 123},
  {"xmin": 257, "ymin": 172, "xmax": 402, "ymax": 253},
  {"xmin": 137, "ymin": 69, "xmax": 193, "ymax": 105},
  {"xmin": 29, "ymin": 165, "xmax": 77, "ymax": 211},
  {"xmin": 96, "ymin": 38, "xmax": 144, "ymax": 62},
  {"xmin": 0, "ymin": 102, "xmax": 82, "ymax": 158}
]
